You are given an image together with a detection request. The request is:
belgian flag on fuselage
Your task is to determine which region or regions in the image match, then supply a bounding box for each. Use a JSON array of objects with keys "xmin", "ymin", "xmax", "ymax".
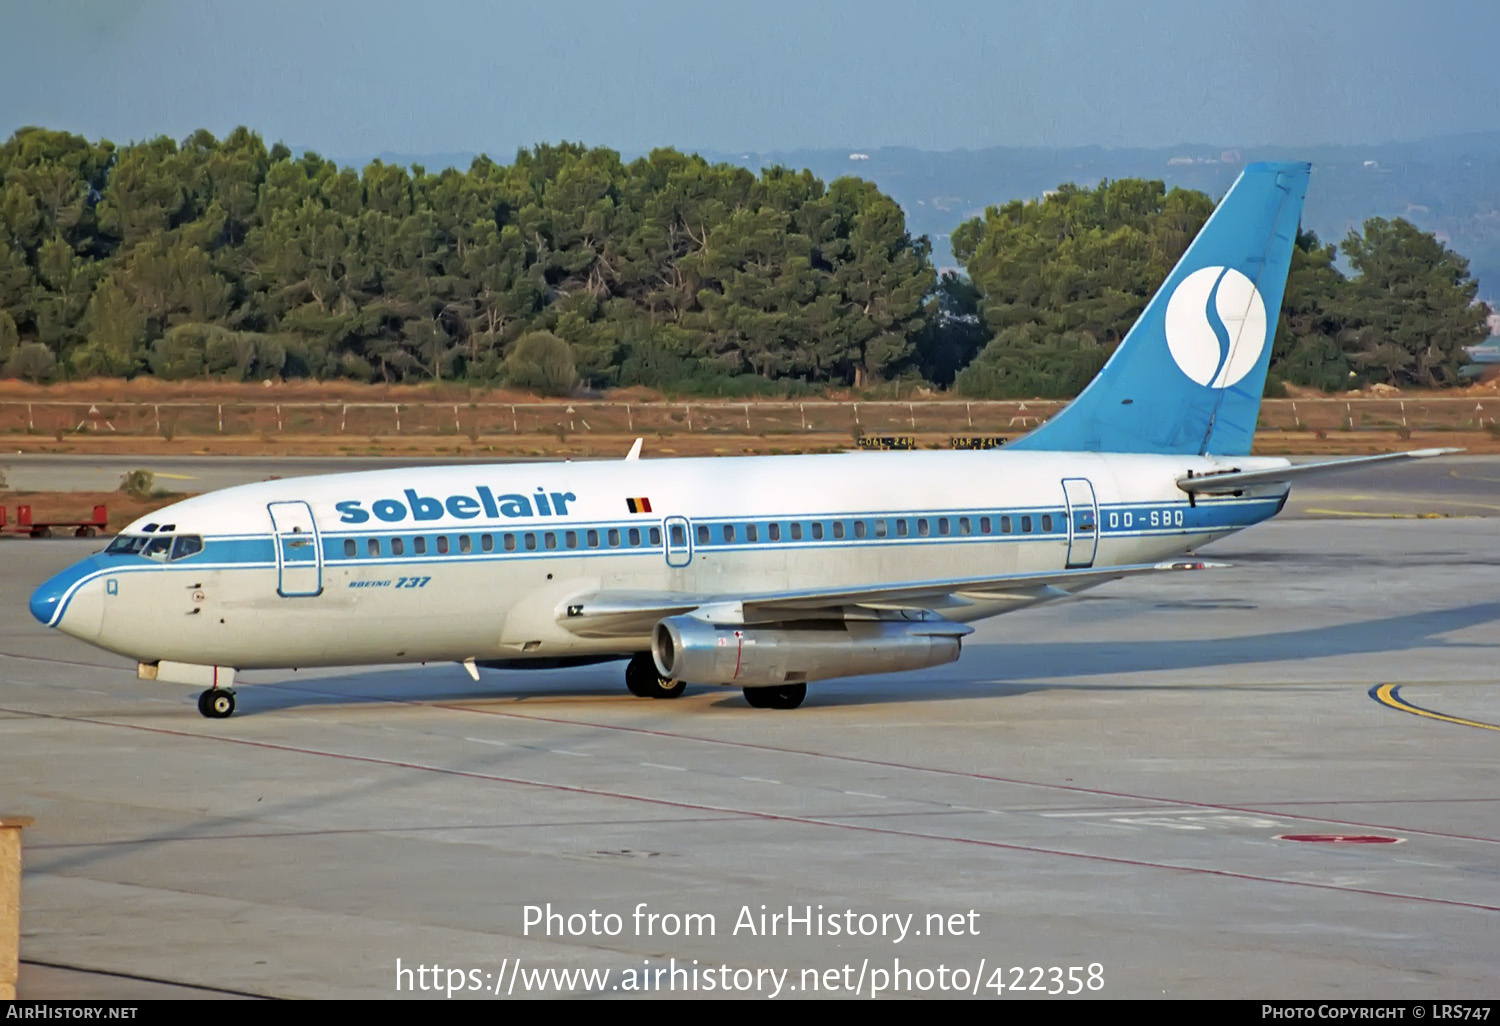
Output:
[{"xmin": 626, "ymin": 497, "xmax": 653, "ymax": 514}]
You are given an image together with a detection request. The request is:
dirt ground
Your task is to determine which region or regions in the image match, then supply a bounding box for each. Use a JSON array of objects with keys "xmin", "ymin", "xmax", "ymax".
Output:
[
  {"xmin": 3, "ymin": 379, "xmax": 1497, "ymax": 532},
  {"xmin": 1, "ymin": 427, "xmax": 1497, "ymax": 459},
  {"xmin": 3, "ymin": 376, "xmax": 1498, "ymax": 457}
]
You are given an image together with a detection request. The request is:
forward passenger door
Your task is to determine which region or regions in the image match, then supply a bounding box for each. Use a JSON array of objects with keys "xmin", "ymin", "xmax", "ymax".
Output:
[{"xmin": 267, "ymin": 501, "xmax": 324, "ymax": 597}]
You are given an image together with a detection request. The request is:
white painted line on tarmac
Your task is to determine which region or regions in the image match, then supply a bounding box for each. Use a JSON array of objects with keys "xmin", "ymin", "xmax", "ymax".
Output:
[
  {"xmin": 641, "ymin": 762, "xmax": 686, "ymax": 772},
  {"xmin": 1040, "ymin": 808, "xmax": 1188, "ymax": 818}
]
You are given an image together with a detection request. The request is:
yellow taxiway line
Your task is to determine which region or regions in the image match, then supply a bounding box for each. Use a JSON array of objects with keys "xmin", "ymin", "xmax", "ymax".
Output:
[{"xmin": 1370, "ymin": 683, "xmax": 1500, "ymax": 733}]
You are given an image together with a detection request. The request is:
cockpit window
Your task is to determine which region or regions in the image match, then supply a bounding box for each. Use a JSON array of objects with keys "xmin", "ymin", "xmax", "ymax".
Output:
[
  {"xmin": 106, "ymin": 532, "xmax": 204, "ymax": 561},
  {"xmin": 170, "ymin": 535, "xmax": 204, "ymax": 560}
]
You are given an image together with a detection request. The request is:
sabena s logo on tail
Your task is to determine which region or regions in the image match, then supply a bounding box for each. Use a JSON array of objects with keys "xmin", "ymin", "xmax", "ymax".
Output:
[{"xmin": 1163, "ymin": 266, "xmax": 1268, "ymax": 389}]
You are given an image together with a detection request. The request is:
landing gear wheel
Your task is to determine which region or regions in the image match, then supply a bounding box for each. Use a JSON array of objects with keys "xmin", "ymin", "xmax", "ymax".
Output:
[
  {"xmin": 197, "ymin": 689, "xmax": 236, "ymax": 719},
  {"xmin": 743, "ymin": 683, "xmax": 806, "ymax": 709},
  {"xmin": 625, "ymin": 652, "xmax": 686, "ymax": 699}
]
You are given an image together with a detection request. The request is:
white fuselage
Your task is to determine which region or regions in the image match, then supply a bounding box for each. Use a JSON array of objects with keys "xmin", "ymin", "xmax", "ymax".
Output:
[{"xmin": 35, "ymin": 449, "xmax": 1289, "ymax": 671}]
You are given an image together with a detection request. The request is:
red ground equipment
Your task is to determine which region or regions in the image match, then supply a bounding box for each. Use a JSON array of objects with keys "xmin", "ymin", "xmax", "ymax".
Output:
[{"xmin": 0, "ymin": 504, "xmax": 108, "ymax": 538}]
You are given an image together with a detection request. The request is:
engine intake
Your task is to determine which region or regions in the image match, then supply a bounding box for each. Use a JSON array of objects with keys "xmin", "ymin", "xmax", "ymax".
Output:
[{"xmin": 652, "ymin": 615, "xmax": 969, "ymax": 686}]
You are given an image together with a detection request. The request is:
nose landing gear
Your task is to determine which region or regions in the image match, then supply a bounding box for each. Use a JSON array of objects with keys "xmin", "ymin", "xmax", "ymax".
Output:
[{"xmin": 197, "ymin": 688, "xmax": 236, "ymax": 718}]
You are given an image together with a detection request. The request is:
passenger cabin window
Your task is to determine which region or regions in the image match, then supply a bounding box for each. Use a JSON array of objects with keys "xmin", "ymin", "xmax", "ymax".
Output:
[
  {"xmin": 586, "ymin": 530, "xmax": 599, "ymax": 548},
  {"xmin": 413, "ymin": 537, "xmax": 427, "ymax": 555},
  {"xmin": 959, "ymin": 517, "xmax": 971, "ymax": 535},
  {"xmin": 811, "ymin": 522, "xmax": 824, "ymax": 540},
  {"xmin": 1041, "ymin": 514, "xmax": 1053, "ymax": 532},
  {"xmin": 343, "ymin": 539, "xmax": 357, "ymax": 558},
  {"xmin": 938, "ymin": 517, "xmax": 950, "ymax": 536},
  {"xmin": 917, "ymin": 518, "xmax": 930, "ymax": 537},
  {"xmin": 482, "ymin": 534, "xmax": 494, "ymax": 552},
  {"xmin": 832, "ymin": 522, "xmax": 844, "ymax": 540},
  {"xmin": 768, "ymin": 523, "xmax": 781, "ymax": 542},
  {"xmin": 628, "ymin": 528, "xmax": 641, "ymax": 546},
  {"xmin": 790, "ymin": 523, "xmax": 802, "ymax": 541},
  {"xmin": 367, "ymin": 538, "xmax": 381, "ymax": 557},
  {"xmin": 873, "ymin": 520, "xmax": 886, "ymax": 538},
  {"xmin": 524, "ymin": 533, "xmax": 537, "ymax": 551},
  {"xmin": 980, "ymin": 517, "xmax": 991, "ymax": 534},
  {"xmin": 459, "ymin": 535, "xmax": 472, "ymax": 554},
  {"xmin": 608, "ymin": 529, "xmax": 621, "ymax": 547},
  {"xmin": 543, "ymin": 533, "xmax": 556, "ymax": 550},
  {"xmin": 565, "ymin": 531, "xmax": 577, "ymax": 549},
  {"xmin": 896, "ymin": 520, "xmax": 908, "ymax": 537},
  {"xmin": 723, "ymin": 525, "xmax": 736, "ymax": 544},
  {"xmin": 1021, "ymin": 515, "xmax": 1033, "ymax": 533},
  {"xmin": 746, "ymin": 524, "xmax": 758, "ymax": 543},
  {"xmin": 391, "ymin": 537, "xmax": 405, "ymax": 556},
  {"xmin": 1001, "ymin": 516, "xmax": 1012, "ymax": 534},
  {"xmin": 649, "ymin": 526, "xmax": 661, "ymax": 545},
  {"xmin": 504, "ymin": 534, "xmax": 516, "ymax": 551},
  {"xmin": 697, "ymin": 524, "xmax": 710, "ymax": 545},
  {"xmin": 437, "ymin": 536, "xmax": 450, "ymax": 554},
  {"xmin": 854, "ymin": 521, "xmax": 867, "ymax": 539}
]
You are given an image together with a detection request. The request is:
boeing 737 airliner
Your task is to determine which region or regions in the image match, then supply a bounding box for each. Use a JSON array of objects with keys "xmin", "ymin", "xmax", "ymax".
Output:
[{"xmin": 29, "ymin": 162, "xmax": 1456, "ymax": 716}]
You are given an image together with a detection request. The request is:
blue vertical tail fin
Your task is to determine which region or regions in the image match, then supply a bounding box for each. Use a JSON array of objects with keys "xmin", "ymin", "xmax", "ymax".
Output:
[{"xmin": 1008, "ymin": 161, "xmax": 1310, "ymax": 456}]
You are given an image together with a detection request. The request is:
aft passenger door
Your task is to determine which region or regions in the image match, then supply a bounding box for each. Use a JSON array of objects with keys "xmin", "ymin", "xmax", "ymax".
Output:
[
  {"xmin": 663, "ymin": 515, "xmax": 693, "ymax": 568},
  {"xmin": 267, "ymin": 501, "xmax": 324, "ymax": 597},
  {"xmin": 1061, "ymin": 478, "xmax": 1099, "ymax": 569}
]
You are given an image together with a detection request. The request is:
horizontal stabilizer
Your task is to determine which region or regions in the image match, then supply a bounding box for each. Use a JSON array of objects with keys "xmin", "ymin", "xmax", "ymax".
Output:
[{"xmin": 1177, "ymin": 448, "xmax": 1462, "ymax": 494}]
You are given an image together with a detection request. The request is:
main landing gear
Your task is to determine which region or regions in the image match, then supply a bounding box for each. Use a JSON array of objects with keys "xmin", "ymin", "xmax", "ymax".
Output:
[
  {"xmin": 625, "ymin": 652, "xmax": 686, "ymax": 699},
  {"xmin": 742, "ymin": 683, "xmax": 807, "ymax": 709},
  {"xmin": 197, "ymin": 688, "xmax": 236, "ymax": 719}
]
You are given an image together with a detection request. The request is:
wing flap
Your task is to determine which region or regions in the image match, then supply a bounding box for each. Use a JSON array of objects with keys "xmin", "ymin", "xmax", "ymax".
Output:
[{"xmin": 557, "ymin": 561, "xmax": 1225, "ymax": 638}]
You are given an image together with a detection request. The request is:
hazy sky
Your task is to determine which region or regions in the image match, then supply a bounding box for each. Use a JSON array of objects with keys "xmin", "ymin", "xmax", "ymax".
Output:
[{"xmin": 3, "ymin": 0, "xmax": 1496, "ymax": 158}]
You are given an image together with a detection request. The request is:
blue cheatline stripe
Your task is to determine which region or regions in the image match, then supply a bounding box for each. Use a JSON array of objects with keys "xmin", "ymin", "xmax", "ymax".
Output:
[
  {"xmin": 146, "ymin": 498, "xmax": 1286, "ymax": 568},
  {"xmin": 317, "ymin": 495, "xmax": 1271, "ymax": 536}
]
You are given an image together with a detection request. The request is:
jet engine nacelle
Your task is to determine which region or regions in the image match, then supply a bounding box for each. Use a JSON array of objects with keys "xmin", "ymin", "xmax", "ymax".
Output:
[{"xmin": 651, "ymin": 615, "xmax": 969, "ymax": 686}]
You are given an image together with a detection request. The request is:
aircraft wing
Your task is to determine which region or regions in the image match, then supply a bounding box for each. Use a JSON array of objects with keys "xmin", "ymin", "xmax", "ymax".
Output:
[
  {"xmin": 1177, "ymin": 448, "xmax": 1462, "ymax": 495},
  {"xmin": 556, "ymin": 560, "xmax": 1224, "ymax": 639}
]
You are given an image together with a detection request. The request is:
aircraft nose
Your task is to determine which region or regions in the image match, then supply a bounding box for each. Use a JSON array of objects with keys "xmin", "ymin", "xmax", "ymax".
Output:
[
  {"xmin": 30, "ymin": 556, "xmax": 104, "ymax": 630},
  {"xmin": 29, "ymin": 576, "xmax": 65, "ymax": 626}
]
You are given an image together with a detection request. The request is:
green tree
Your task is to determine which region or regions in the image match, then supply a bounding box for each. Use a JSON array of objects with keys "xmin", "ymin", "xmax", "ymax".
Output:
[
  {"xmin": 503, "ymin": 330, "xmax": 577, "ymax": 396},
  {"xmin": 1268, "ymin": 229, "xmax": 1354, "ymax": 391},
  {"xmin": 1338, "ymin": 217, "xmax": 1490, "ymax": 387},
  {"xmin": 951, "ymin": 178, "xmax": 1212, "ymax": 397}
]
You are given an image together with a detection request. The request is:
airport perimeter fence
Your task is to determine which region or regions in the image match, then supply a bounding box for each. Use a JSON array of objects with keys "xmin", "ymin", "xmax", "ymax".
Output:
[{"xmin": 0, "ymin": 397, "xmax": 1494, "ymax": 440}]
